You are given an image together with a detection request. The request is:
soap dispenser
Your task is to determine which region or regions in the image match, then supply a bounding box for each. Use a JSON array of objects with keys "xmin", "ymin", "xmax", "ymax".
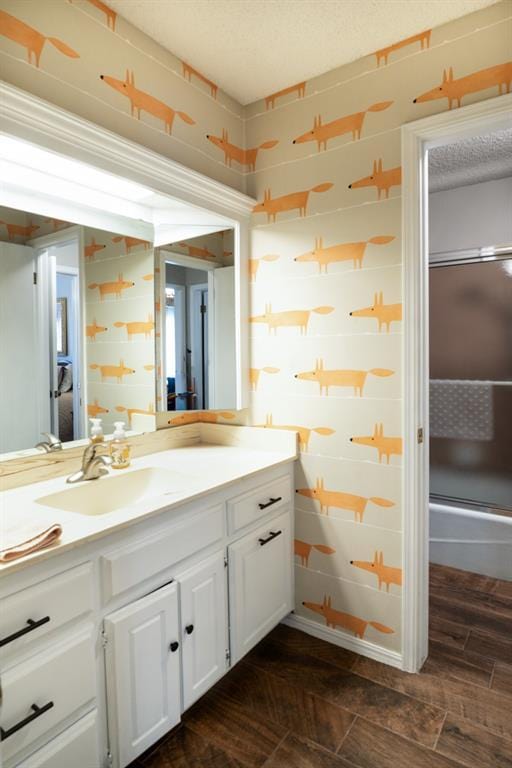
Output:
[
  {"xmin": 89, "ymin": 418, "xmax": 104, "ymax": 445},
  {"xmin": 110, "ymin": 421, "xmax": 131, "ymax": 469}
]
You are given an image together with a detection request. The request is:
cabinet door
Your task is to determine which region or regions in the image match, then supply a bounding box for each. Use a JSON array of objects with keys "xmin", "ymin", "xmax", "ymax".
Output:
[
  {"xmin": 229, "ymin": 510, "xmax": 293, "ymax": 664},
  {"xmin": 178, "ymin": 551, "xmax": 228, "ymax": 710},
  {"xmin": 104, "ymin": 581, "xmax": 181, "ymax": 768}
]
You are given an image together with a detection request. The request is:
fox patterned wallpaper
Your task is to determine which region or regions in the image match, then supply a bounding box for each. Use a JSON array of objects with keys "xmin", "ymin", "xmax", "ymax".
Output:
[
  {"xmin": 0, "ymin": 0, "xmax": 511, "ymax": 656},
  {"xmin": 246, "ymin": 1, "xmax": 511, "ymax": 653},
  {"xmin": 0, "ymin": 0, "xmax": 245, "ymax": 190}
]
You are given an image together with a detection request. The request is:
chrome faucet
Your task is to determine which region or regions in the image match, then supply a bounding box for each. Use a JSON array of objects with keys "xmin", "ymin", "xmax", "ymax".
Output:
[
  {"xmin": 67, "ymin": 444, "xmax": 112, "ymax": 484},
  {"xmin": 35, "ymin": 432, "xmax": 63, "ymax": 453}
]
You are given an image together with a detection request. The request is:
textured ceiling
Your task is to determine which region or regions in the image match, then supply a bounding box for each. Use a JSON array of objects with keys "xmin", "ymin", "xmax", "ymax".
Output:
[
  {"xmin": 429, "ymin": 129, "xmax": 512, "ymax": 192},
  {"xmin": 107, "ymin": 0, "xmax": 499, "ymax": 104}
]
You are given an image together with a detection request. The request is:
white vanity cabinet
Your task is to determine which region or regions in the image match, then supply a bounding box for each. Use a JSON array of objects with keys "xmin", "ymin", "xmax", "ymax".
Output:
[{"xmin": 0, "ymin": 461, "xmax": 294, "ymax": 768}]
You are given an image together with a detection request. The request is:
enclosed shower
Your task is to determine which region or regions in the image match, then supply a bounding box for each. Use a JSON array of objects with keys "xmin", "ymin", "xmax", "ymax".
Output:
[{"xmin": 427, "ymin": 133, "xmax": 512, "ymax": 580}]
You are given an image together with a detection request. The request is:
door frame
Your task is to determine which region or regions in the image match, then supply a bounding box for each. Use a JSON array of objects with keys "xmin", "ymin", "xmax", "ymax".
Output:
[{"xmin": 401, "ymin": 92, "xmax": 512, "ymax": 672}]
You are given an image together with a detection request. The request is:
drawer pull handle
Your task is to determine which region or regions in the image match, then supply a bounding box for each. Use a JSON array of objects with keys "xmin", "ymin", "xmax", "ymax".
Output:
[
  {"xmin": 0, "ymin": 701, "xmax": 54, "ymax": 741},
  {"xmin": 185, "ymin": 624, "xmax": 194, "ymax": 635},
  {"xmin": 258, "ymin": 496, "xmax": 282, "ymax": 510},
  {"xmin": 258, "ymin": 530, "xmax": 282, "ymax": 547},
  {"xmin": 169, "ymin": 641, "xmax": 180, "ymax": 652},
  {"xmin": 0, "ymin": 616, "xmax": 50, "ymax": 648}
]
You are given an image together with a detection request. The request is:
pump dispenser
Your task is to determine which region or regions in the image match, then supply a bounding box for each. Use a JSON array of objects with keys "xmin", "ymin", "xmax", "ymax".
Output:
[
  {"xmin": 109, "ymin": 421, "xmax": 131, "ymax": 469},
  {"xmin": 89, "ymin": 418, "xmax": 104, "ymax": 444}
]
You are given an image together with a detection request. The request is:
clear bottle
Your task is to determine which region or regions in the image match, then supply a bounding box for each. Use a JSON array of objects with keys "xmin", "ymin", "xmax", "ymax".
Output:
[
  {"xmin": 109, "ymin": 421, "xmax": 131, "ymax": 469},
  {"xmin": 90, "ymin": 418, "xmax": 104, "ymax": 444}
]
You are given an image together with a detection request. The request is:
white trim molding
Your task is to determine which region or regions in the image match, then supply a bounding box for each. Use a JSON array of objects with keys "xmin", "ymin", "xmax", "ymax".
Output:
[
  {"xmin": 401, "ymin": 93, "xmax": 512, "ymax": 673},
  {"xmin": 283, "ymin": 614, "xmax": 403, "ymax": 670}
]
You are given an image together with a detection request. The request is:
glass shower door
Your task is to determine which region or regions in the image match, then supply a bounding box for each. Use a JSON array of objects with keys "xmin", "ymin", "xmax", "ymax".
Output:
[{"xmin": 429, "ymin": 257, "xmax": 512, "ymax": 512}]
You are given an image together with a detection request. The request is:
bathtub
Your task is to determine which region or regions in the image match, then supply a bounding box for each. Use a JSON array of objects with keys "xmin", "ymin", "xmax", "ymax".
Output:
[{"xmin": 430, "ymin": 500, "xmax": 512, "ymax": 580}]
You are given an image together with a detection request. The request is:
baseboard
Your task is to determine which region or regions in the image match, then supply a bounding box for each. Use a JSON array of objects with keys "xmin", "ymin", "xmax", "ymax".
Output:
[{"xmin": 282, "ymin": 613, "xmax": 404, "ymax": 670}]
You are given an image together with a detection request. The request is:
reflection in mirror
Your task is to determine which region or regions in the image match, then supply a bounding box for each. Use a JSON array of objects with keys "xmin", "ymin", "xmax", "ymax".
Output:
[
  {"xmin": 155, "ymin": 228, "xmax": 236, "ymax": 413},
  {"xmin": 0, "ymin": 204, "xmax": 155, "ymax": 454}
]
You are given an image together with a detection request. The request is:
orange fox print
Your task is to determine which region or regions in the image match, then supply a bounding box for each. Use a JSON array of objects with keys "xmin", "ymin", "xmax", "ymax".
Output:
[
  {"xmin": 296, "ymin": 478, "xmax": 394, "ymax": 522},
  {"xmin": 178, "ymin": 242, "xmax": 217, "ymax": 260},
  {"xmin": 265, "ymin": 81, "xmax": 306, "ymax": 110},
  {"xmin": 142, "ymin": 274, "xmax": 154, "ymax": 281},
  {"xmin": 45, "ymin": 218, "xmax": 69, "ymax": 231},
  {"xmin": 350, "ymin": 423, "xmax": 402, "ymax": 464},
  {"xmin": 250, "ymin": 304, "xmax": 334, "ymax": 335},
  {"xmin": 86, "ymin": 319, "xmax": 108, "ymax": 340},
  {"xmin": 294, "ymin": 235, "xmax": 394, "ymax": 273},
  {"xmin": 100, "ymin": 70, "xmax": 195, "ymax": 134},
  {"xmin": 350, "ymin": 292, "xmax": 402, "ymax": 332},
  {"xmin": 414, "ymin": 63, "xmax": 512, "ymax": 109},
  {"xmin": 0, "ymin": 220, "xmax": 39, "ymax": 240},
  {"xmin": 115, "ymin": 403, "xmax": 155, "ymax": 426},
  {"xmin": 253, "ymin": 184, "xmax": 333, "ymax": 223},
  {"xmin": 249, "ymin": 367, "xmax": 280, "ymax": 391},
  {"xmin": 112, "ymin": 235, "xmax": 150, "ymax": 254},
  {"xmin": 87, "ymin": 399, "xmax": 109, "ymax": 418},
  {"xmin": 0, "ymin": 10, "xmax": 80, "ymax": 67},
  {"xmin": 84, "ymin": 238, "xmax": 106, "ymax": 260},
  {"xmin": 89, "ymin": 359, "xmax": 135, "ymax": 383},
  {"xmin": 350, "ymin": 551, "xmax": 402, "ymax": 592},
  {"xmin": 375, "ymin": 29, "xmax": 431, "ymax": 66},
  {"xmin": 294, "ymin": 540, "xmax": 336, "ymax": 568},
  {"xmin": 293, "ymin": 102, "xmax": 393, "ymax": 151},
  {"xmin": 168, "ymin": 411, "xmax": 235, "ymax": 426},
  {"xmin": 303, "ymin": 595, "xmax": 394, "ymax": 638},
  {"xmin": 114, "ymin": 314, "xmax": 155, "ymax": 340},
  {"xmin": 259, "ymin": 414, "xmax": 334, "ymax": 452},
  {"xmin": 295, "ymin": 360, "xmax": 394, "ymax": 397},
  {"xmin": 207, "ymin": 130, "xmax": 278, "ymax": 171},
  {"xmin": 182, "ymin": 61, "xmax": 218, "ymax": 98},
  {"xmin": 88, "ymin": 274, "xmax": 135, "ymax": 300},
  {"xmin": 349, "ymin": 160, "xmax": 402, "ymax": 200},
  {"xmin": 82, "ymin": 0, "xmax": 117, "ymax": 31},
  {"xmin": 249, "ymin": 254, "xmax": 279, "ymax": 282}
]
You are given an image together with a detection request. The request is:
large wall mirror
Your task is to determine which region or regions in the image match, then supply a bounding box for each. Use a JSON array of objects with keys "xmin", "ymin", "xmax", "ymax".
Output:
[{"xmin": 0, "ymin": 131, "xmax": 248, "ymax": 458}]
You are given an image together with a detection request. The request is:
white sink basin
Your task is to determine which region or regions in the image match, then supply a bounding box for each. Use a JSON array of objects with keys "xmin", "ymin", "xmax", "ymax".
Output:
[{"xmin": 36, "ymin": 467, "xmax": 189, "ymax": 516}]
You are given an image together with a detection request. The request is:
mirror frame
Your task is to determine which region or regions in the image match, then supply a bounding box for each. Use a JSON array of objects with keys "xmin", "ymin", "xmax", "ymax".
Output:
[{"xmin": 0, "ymin": 82, "xmax": 253, "ymax": 455}]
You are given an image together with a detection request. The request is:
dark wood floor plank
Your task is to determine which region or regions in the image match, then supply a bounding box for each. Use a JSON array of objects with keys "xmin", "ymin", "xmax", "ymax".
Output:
[
  {"xmin": 465, "ymin": 629, "xmax": 512, "ymax": 665},
  {"xmin": 430, "ymin": 583, "xmax": 512, "ymax": 617},
  {"xmin": 247, "ymin": 638, "xmax": 445, "ymax": 748},
  {"xmin": 429, "ymin": 592, "xmax": 512, "ymax": 642},
  {"xmin": 139, "ymin": 724, "xmax": 246, "ymax": 767},
  {"xmin": 211, "ymin": 660, "xmax": 355, "ymax": 753},
  {"xmin": 263, "ymin": 733, "xmax": 355, "ymax": 768},
  {"xmin": 354, "ymin": 655, "xmax": 512, "ymax": 740},
  {"xmin": 429, "ymin": 615, "xmax": 469, "ymax": 650},
  {"xmin": 492, "ymin": 662, "xmax": 512, "ymax": 697},
  {"xmin": 422, "ymin": 639, "xmax": 494, "ymax": 687},
  {"xmin": 338, "ymin": 717, "xmax": 463, "ymax": 768},
  {"xmin": 268, "ymin": 623, "xmax": 358, "ymax": 671},
  {"xmin": 436, "ymin": 714, "xmax": 512, "ymax": 768},
  {"xmin": 185, "ymin": 690, "xmax": 288, "ymax": 768},
  {"xmin": 495, "ymin": 580, "xmax": 512, "ymax": 599},
  {"xmin": 430, "ymin": 563, "xmax": 498, "ymax": 595}
]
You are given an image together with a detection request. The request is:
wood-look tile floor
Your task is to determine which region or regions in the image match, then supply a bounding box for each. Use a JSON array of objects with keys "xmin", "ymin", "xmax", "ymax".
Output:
[{"xmin": 130, "ymin": 564, "xmax": 512, "ymax": 768}]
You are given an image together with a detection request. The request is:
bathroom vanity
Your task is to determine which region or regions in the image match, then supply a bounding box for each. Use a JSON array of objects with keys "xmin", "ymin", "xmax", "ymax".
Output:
[{"xmin": 0, "ymin": 425, "xmax": 297, "ymax": 768}]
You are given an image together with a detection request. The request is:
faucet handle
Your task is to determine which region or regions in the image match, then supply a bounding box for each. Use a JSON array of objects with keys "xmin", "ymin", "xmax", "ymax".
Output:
[{"xmin": 42, "ymin": 432, "xmax": 62, "ymax": 448}]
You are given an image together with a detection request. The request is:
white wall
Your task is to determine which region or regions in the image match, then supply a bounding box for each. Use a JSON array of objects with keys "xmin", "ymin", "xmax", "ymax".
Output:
[{"xmin": 429, "ymin": 177, "xmax": 512, "ymax": 254}]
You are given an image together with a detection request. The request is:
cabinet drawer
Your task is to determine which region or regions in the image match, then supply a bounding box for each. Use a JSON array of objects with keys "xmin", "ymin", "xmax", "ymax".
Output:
[
  {"xmin": 1, "ymin": 629, "xmax": 96, "ymax": 764},
  {"xmin": 0, "ymin": 563, "xmax": 94, "ymax": 660},
  {"xmin": 228, "ymin": 475, "xmax": 291, "ymax": 534},
  {"xmin": 15, "ymin": 710, "xmax": 99, "ymax": 768},
  {"xmin": 101, "ymin": 504, "xmax": 225, "ymax": 601}
]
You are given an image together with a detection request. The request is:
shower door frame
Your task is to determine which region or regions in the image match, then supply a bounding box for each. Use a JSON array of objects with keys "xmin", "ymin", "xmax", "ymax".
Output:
[{"xmin": 401, "ymin": 92, "xmax": 512, "ymax": 673}]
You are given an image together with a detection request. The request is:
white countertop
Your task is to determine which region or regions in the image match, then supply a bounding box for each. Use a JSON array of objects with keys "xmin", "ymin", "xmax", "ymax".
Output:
[{"xmin": 0, "ymin": 441, "xmax": 296, "ymax": 576}]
